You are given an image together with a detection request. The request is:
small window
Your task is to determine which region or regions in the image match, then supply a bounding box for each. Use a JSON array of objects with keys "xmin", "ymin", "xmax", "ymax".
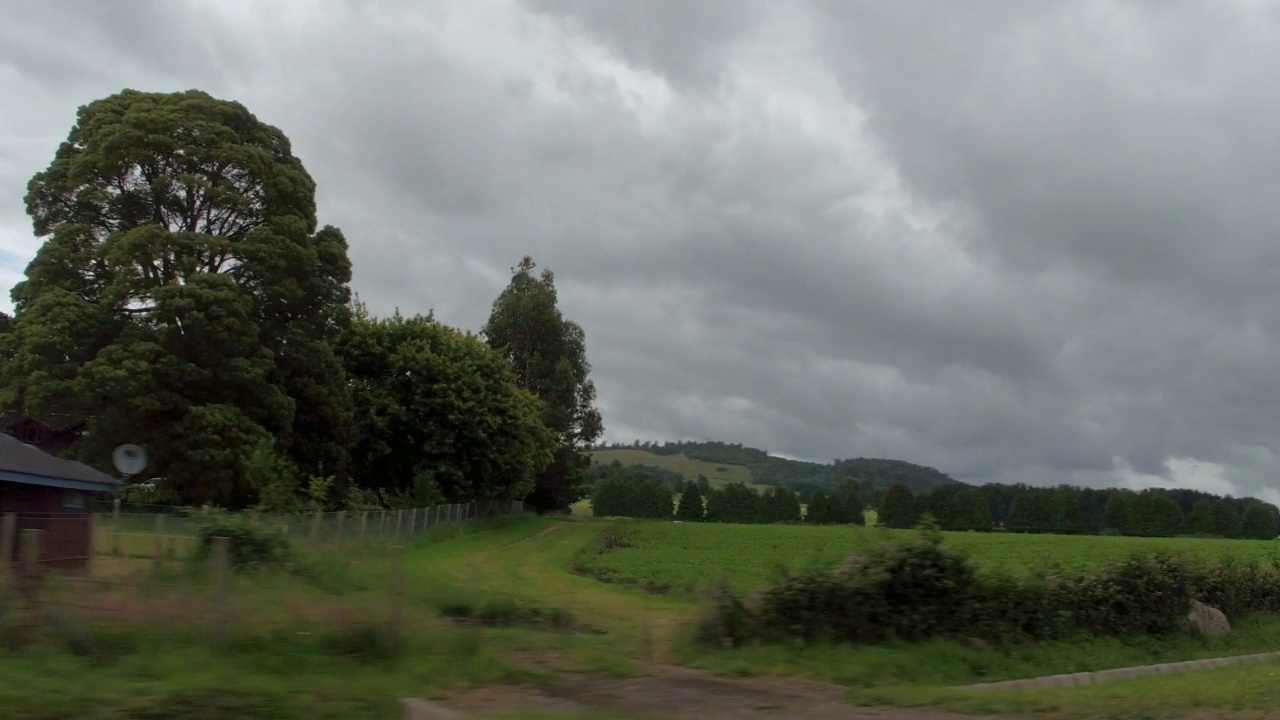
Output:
[{"xmin": 61, "ymin": 492, "xmax": 86, "ymax": 512}]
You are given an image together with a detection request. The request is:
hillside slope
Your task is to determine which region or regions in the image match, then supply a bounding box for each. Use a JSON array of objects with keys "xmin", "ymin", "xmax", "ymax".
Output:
[
  {"xmin": 589, "ymin": 449, "xmax": 757, "ymax": 487},
  {"xmin": 592, "ymin": 441, "xmax": 964, "ymax": 493}
]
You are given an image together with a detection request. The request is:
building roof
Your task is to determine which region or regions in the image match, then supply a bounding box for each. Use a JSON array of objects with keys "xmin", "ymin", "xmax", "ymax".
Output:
[{"xmin": 0, "ymin": 434, "xmax": 121, "ymax": 492}]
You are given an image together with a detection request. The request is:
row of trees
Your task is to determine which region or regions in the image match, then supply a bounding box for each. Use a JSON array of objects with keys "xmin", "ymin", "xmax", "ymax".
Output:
[
  {"xmin": 588, "ymin": 460, "xmax": 1280, "ymax": 540},
  {"xmin": 0, "ymin": 89, "xmax": 603, "ymax": 512},
  {"xmin": 887, "ymin": 484, "xmax": 1280, "ymax": 539},
  {"xmin": 591, "ymin": 476, "xmax": 808, "ymax": 524}
]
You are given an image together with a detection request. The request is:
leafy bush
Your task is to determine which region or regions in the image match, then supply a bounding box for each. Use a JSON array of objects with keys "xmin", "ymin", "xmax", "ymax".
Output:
[
  {"xmin": 695, "ymin": 577, "xmax": 756, "ymax": 648},
  {"xmin": 195, "ymin": 514, "xmax": 293, "ymax": 571},
  {"xmin": 697, "ymin": 530, "xmax": 1280, "ymax": 648}
]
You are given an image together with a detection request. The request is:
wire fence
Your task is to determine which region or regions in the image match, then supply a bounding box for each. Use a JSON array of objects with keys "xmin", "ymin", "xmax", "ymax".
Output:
[{"xmin": 0, "ymin": 500, "xmax": 542, "ymax": 653}]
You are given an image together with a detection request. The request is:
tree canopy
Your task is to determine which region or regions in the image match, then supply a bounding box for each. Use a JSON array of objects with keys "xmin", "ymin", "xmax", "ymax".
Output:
[
  {"xmin": 484, "ymin": 257, "xmax": 603, "ymax": 513},
  {"xmin": 338, "ymin": 305, "xmax": 555, "ymax": 506},
  {"xmin": 2, "ymin": 89, "xmax": 353, "ymax": 504}
]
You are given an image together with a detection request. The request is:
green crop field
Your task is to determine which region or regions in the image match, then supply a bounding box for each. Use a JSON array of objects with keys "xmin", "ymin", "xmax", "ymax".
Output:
[
  {"xmin": 590, "ymin": 449, "xmax": 758, "ymax": 488},
  {"xmin": 575, "ymin": 520, "xmax": 1280, "ymax": 594}
]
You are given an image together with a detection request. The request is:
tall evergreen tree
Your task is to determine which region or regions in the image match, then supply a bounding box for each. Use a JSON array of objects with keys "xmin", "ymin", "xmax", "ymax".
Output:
[
  {"xmin": 948, "ymin": 488, "xmax": 993, "ymax": 531},
  {"xmin": 760, "ymin": 486, "xmax": 802, "ymax": 523},
  {"xmin": 877, "ymin": 484, "xmax": 917, "ymax": 529},
  {"xmin": 806, "ymin": 491, "xmax": 832, "ymax": 524},
  {"xmin": 1129, "ymin": 492, "xmax": 1183, "ymax": 537},
  {"xmin": 1242, "ymin": 503, "xmax": 1278, "ymax": 540},
  {"xmin": 1211, "ymin": 498, "xmax": 1242, "ymax": 538},
  {"xmin": 705, "ymin": 482, "xmax": 761, "ymax": 523},
  {"xmin": 1052, "ymin": 488, "xmax": 1085, "ymax": 534},
  {"xmin": 635, "ymin": 479, "xmax": 675, "ymax": 519},
  {"xmin": 483, "ymin": 257, "xmax": 604, "ymax": 513},
  {"xmin": 1101, "ymin": 491, "xmax": 1134, "ymax": 534},
  {"xmin": 675, "ymin": 480, "xmax": 705, "ymax": 521},
  {"xmin": 1006, "ymin": 489, "xmax": 1058, "ymax": 533},
  {"xmin": 591, "ymin": 477, "xmax": 639, "ymax": 517},
  {"xmin": 1187, "ymin": 499, "xmax": 1216, "ymax": 535}
]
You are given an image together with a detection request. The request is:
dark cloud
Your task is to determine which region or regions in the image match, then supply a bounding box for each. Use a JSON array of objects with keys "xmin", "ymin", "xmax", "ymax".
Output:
[{"xmin": 2, "ymin": 0, "xmax": 1280, "ymax": 502}]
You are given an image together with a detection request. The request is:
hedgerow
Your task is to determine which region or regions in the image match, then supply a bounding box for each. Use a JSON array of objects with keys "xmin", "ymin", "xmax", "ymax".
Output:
[{"xmin": 698, "ymin": 529, "xmax": 1280, "ymax": 647}]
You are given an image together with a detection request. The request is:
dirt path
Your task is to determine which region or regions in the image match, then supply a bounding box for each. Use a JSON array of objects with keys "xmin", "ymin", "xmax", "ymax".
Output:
[{"xmin": 447, "ymin": 667, "xmax": 1007, "ymax": 719}]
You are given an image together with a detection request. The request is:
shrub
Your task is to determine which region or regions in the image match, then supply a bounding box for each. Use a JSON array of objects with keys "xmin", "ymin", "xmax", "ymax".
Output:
[
  {"xmin": 695, "ymin": 577, "xmax": 756, "ymax": 648},
  {"xmin": 696, "ymin": 530, "xmax": 1280, "ymax": 649},
  {"xmin": 195, "ymin": 515, "xmax": 293, "ymax": 571}
]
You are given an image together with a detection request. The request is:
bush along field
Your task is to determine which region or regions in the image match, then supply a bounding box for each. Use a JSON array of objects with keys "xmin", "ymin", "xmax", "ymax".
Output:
[{"xmin": 695, "ymin": 526, "xmax": 1280, "ymax": 648}]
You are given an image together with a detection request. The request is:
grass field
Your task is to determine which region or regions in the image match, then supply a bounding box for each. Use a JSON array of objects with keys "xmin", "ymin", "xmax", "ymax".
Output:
[
  {"xmin": 12, "ymin": 514, "xmax": 1280, "ymax": 718},
  {"xmin": 590, "ymin": 449, "xmax": 759, "ymax": 488},
  {"xmin": 574, "ymin": 520, "xmax": 1280, "ymax": 594}
]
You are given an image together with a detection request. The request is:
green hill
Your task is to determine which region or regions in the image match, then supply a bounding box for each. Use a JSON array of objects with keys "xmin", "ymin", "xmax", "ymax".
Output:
[
  {"xmin": 589, "ymin": 449, "xmax": 758, "ymax": 488},
  {"xmin": 591, "ymin": 441, "xmax": 964, "ymax": 494}
]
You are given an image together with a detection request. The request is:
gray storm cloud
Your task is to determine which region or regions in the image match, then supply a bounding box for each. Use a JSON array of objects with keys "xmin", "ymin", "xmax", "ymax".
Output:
[{"xmin": 2, "ymin": 0, "xmax": 1279, "ymax": 501}]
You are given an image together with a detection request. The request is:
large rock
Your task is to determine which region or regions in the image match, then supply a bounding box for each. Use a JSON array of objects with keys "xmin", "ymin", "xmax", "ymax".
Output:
[{"xmin": 1187, "ymin": 599, "xmax": 1231, "ymax": 639}]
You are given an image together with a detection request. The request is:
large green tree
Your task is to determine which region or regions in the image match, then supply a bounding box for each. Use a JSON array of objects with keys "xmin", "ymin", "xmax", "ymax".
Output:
[
  {"xmin": 1187, "ymin": 498, "xmax": 1216, "ymax": 535},
  {"xmin": 947, "ymin": 488, "xmax": 993, "ymax": 531},
  {"xmin": 338, "ymin": 307, "xmax": 555, "ymax": 506},
  {"xmin": 876, "ymin": 484, "xmax": 917, "ymax": 529},
  {"xmin": 1211, "ymin": 498, "xmax": 1242, "ymax": 538},
  {"xmin": 1241, "ymin": 502, "xmax": 1278, "ymax": 540},
  {"xmin": 674, "ymin": 480, "xmax": 705, "ymax": 521},
  {"xmin": 2, "ymin": 89, "xmax": 354, "ymax": 505},
  {"xmin": 1101, "ymin": 491, "xmax": 1133, "ymax": 534},
  {"xmin": 1005, "ymin": 489, "xmax": 1058, "ymax": 533},
  {"xmin": 483, "ymin": 257, "xmax": 604, "ymax": 513}
]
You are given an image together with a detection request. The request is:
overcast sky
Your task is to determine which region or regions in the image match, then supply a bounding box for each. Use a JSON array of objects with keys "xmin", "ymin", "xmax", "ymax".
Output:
[{"xmin": 4, "ymin": 0, "xmax": 1280, "ymax": 500}]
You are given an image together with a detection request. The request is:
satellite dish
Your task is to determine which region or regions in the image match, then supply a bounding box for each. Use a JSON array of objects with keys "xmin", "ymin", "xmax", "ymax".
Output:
[{"xmin": 112, "ymin": 444, "xmax": 148, "ymax": 476}]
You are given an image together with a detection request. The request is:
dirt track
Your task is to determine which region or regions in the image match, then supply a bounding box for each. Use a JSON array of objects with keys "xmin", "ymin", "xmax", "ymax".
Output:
[{"xmin": 446, "ymin": 666, "xmax": 1005, "ymax": 719}]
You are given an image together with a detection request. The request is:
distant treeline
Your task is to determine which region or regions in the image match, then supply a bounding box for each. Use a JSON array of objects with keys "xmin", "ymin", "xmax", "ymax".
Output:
[
  {"xmin": 589, "ymin": 461, "xmax": 865, "ymax": 525},
  {"xmin": 594, "ymin": 440, "xmax": 961, "ymax": 494},
  {"xmin": 587, "ymin": 461, "xmax": 1280, "ymax": 539},
  {"xmin": 907, "ymin": 482, "xmax": 1280, "ymax": 539}
]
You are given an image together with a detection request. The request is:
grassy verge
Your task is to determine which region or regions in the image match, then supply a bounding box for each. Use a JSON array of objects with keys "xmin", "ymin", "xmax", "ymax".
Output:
[
  {"xmin": 855, "ymin": 659, "xmax": 1280, "ymax": 719},
  {"xmin": 677, "ymin": 613, "xmax": 1280, "ymax": 689},
  {"xmin": 0, "ymin": 623, "xmax": 532, "ymax": 719},
  {"xmin": 0, "ymin": 521, "xmax": 542, "ymax": 719}
]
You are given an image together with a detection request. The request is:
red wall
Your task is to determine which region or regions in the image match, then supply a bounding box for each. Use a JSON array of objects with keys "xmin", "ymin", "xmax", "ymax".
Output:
[{"xmin": 1, "ymin": 482, "xmax": 94, "ymax": 571}]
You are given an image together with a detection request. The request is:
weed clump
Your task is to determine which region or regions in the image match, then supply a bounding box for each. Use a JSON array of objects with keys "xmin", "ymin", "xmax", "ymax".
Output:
[{"xmin": 195, "ymin": 514, "xmax": 293, "ymax": 570}]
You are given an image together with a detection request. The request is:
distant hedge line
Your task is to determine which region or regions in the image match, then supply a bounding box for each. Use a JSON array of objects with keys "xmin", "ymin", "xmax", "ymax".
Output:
[{"xmin": 697, "ymin": 529, "xmax": 1280, "ymax": 648}]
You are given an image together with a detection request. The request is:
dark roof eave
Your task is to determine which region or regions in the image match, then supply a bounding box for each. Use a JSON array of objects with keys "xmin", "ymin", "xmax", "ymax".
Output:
[{"xmin": 0, "ymin": 470, "xmax": 120, "ymax": 493}]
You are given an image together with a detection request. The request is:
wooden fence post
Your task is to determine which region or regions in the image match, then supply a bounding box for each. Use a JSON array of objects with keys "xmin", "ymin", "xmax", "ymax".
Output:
[
  {"xmin": 309, "ymin": 510, "xmax": 322, "ymax": 550},
  {"xmin": 210, "ymin": 536, "xmax": 230, "ymax": 650},
  {"xmin": 409, "ymin": 508, "xmax": 417, "ymax": 537},
  {"xmin": 379, "ymin": 511, "xmax": 387, "ymax": 540},
  {"xmin": 112, "ymin": 498, "xmax": 122, "ymax": 556},
  {"xmin": 395, "ymin": 509, "xmax": 403, "ymax": 537},
  {"xmin": 19, "ymin": 528, "xmax": 42, "ymax": 641},
  {"xmin": 360, "ymin": 510, "xmax": 369, "ymax": 539},
  {"xmin": 336, "ymin": 511, "xmax": 346, "ymax": 544},
  {"xmin": 1, "ymin": 512, "xmax": 16, "ymax": 583},
  {"xmin": 85, "ymin": 511, "xmax": 96, "ymax": 578},
  {"xmin": 389, "ymin": 544, "xmax": 405, "ymax": 643}
]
